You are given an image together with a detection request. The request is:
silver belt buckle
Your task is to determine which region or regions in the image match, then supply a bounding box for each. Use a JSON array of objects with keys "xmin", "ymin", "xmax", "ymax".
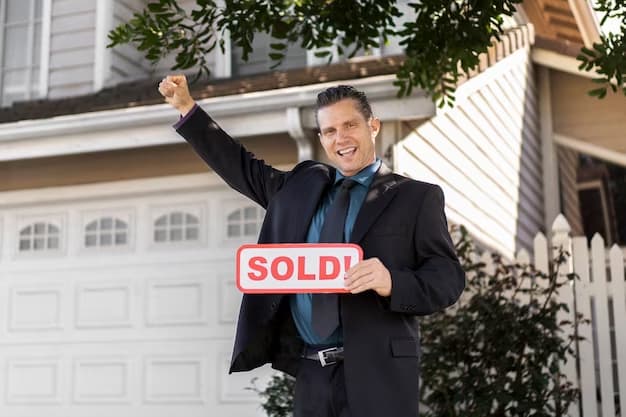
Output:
[{"xmin": 318, "ymin": 347, "xmax": 339, "ymax": 367}]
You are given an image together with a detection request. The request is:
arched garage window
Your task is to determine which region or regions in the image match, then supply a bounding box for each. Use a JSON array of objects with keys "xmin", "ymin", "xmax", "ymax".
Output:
[
  {"xmin": 154, "ymin": 211, "xmax": 199, "ymax": 243},
  {"xmin": 227, "ymin": 206, "xmax": 263, "ymax": 238},
  {"xmin": 84, "ymin": 217, "xmax": 128, "ymax": 248},
  {"xmin": 18, "ymin": 222, "xmax": 60, "ymax": 252}
]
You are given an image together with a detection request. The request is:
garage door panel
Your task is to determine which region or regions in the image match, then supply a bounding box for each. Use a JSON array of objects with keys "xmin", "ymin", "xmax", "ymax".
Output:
[
  {"xmin": 0, "ymin": 340, "xmax": 270, "ymax": 417},
  {"xmin": 73, "ymin": 357, "xmax": 132, "ymax": 404},
  {"xmin": 144, "ymin": 354, "xmax": 208, "ymax": 404},
  {"xmin": 5, "ymin": 357, "xmax": 63, "ymax": 405},
  {"xmin": 2, "ymin": 264, "xmax": 241, "ymax": 339},
  {"xmin": 0, "ymin": 182, "xmax": 272, "ymax": 417},
  {"xmin": 9, "ymin": 284, "xmax": 64, "ymax": 331},
  {"xmin": 75, "ymin": 282, "xmax": 133, "ymax": 329},
  {"xmin": 145, "ymin": 277, "xmax": 210, "ymax": 327},
  {"xmin": 219, "ymin": 273, "xmax": 242, "ymax": 324}
]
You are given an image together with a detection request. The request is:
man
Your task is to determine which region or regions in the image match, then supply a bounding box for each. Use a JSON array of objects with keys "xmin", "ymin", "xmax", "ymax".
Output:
[{"xmin": 158, "ymin": 75, "xmax": 465, "ymax": 417}]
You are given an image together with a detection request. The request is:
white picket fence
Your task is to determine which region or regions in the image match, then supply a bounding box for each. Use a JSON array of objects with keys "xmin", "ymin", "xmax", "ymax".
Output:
[{"xmin": 510, "ymin": 214, "xmax": 626, "ymax": 417}]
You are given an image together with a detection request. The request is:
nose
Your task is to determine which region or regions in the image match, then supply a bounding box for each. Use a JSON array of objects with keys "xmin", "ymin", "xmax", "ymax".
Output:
[{"xmin": 335, "ymin": 126, "xmax": 351, "ymax": 142}]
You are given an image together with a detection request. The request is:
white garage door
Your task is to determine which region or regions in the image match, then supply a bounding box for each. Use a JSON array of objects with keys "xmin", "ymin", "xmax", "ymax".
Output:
[{"xmin": 0, "ymin": 174, "xmax": 273, "ymax": 417}]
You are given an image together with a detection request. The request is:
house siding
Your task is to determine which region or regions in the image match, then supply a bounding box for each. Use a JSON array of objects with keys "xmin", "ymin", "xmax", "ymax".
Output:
[
  {"xmin": 551, "ymin": 70, "xmax": 626, "ymax": 154},
  {"xmin": 109, "ymin": 0, "xmax": 151, "ymax": 84},
  {"xmin": 395, "ymin": 48, "xmax": 543, "ymax": 257},
  {"xmin": 48, "ymin": 0, "xmax": 97, "ymax": 98}
]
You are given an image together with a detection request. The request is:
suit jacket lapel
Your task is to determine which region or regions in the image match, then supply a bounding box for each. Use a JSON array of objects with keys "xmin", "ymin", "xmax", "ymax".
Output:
[
  {"xmin": 350, "ymin": 163, "xmax": 398, "ymax": 244},
  {"xmin": 278, "ymin": 163, "xmax": 335, "ymax": 243}
]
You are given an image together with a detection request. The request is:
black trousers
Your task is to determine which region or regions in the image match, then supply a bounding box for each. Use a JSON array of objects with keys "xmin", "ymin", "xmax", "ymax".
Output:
[{"xmin": 293, "ymin": 358, "xmax": 351, "ymax": 417}]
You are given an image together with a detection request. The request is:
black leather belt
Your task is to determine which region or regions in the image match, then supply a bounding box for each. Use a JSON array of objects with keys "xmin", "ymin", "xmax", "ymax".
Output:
[{"xmin": 302, "ymin": 346, "xmax": 344, "ymax": 367}]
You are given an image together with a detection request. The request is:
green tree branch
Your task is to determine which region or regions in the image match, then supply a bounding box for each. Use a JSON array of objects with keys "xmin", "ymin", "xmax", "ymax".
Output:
[
  {"xmin": 577, "ymin": 0, "xmax": 626, "ymax": 98},
  {"xmin": 107, "ymin": 0, "xmax": 625, "ymax": 107}
]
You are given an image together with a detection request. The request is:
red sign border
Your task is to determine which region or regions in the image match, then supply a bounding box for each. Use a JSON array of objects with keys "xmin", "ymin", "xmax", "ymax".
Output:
[{"xmin": 236, "ymin": 243, "xmax": 363, "ymax": 294}]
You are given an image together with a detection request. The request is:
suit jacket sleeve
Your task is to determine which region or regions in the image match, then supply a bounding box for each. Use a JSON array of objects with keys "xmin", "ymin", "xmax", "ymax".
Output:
[
  {"xmin": 388, "ymin": 185, "xmax": 465, "ymax": 315},
  {"xmin": 175, "ymin": 106, "xmax": 287, "ymax": 208}
]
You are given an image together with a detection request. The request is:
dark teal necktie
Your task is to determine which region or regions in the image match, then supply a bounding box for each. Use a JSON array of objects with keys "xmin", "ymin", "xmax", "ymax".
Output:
[{"xmin": 312, "ymin": 179, "xmax": 357, "ymax": 340}]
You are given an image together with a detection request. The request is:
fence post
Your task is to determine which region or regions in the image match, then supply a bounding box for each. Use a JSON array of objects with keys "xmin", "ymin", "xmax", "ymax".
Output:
[
  {"xmin": 591, "ymin": 233, "xmax": 616, "ymax": 417},
  {"xmin": 534, "ymin": 232, "xmax": 549, "ymax": 275},
  {"xmin": 572, "ymin": 236, "xmax": 597, "ymax": 417},
  {"xmin": 551, "ymin": 214, "xmax": 579, "ymax": 417},
  {"xmin": 609, "ymin": 245, "xmax": 626, "ymax": 417},
  {"xmin": 515, "ymin": 249, "xmax": 531, "ymax": 304}
]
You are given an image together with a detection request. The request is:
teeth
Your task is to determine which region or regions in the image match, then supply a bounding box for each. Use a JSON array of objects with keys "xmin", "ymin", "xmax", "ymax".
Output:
[{"xmin": 338, "ymin": 147, "xmax": 356, "ymax": 156}]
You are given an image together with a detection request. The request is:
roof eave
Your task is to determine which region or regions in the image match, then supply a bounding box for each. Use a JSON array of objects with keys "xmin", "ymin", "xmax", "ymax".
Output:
[{"xmin": 0, "ymin": 75, "xmax": 435, "ymax": 162}]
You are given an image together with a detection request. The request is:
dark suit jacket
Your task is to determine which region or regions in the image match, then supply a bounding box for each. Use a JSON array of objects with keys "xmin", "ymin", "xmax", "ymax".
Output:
[{"xmin": 177, "ymin": 107, "xmax": 466, "ymax": 417}]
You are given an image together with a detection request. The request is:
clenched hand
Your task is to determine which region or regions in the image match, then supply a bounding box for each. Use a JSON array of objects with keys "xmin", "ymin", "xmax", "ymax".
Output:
[{"xmin": 158, "ymin": 75, "xmax": 196, "ymax": 117}]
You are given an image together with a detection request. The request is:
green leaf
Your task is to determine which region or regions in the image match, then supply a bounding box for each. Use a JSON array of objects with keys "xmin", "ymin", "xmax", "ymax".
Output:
[
  {"xmin": 270, "ymin": 42, "xmax": 287, "ymax": 51},
  {"xmin": 589, "ymin": 87, "xmax": 606, "ymax": 98},
  {"xmin": 147, "ymin": 2, "xmax": 165, "ymax": 13}
]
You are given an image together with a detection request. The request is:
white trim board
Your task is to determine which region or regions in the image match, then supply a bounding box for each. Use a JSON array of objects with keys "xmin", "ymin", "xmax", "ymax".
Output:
[
  {"xmin": 0, "ymin": 165, "xmax": 294, "ymax": 208},
  {"xmin": 532, "ymin": 48, "xmax": 599, "ymax": 80},
  {"xmin": 554, "ymin": 133, "xmax": 626, "ymax": 168}
]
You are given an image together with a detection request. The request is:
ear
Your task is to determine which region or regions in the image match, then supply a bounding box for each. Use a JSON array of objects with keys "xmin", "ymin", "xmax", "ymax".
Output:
[{"xmin": 370, "ymin": 117, "xmax": 381, "ymax": 140}]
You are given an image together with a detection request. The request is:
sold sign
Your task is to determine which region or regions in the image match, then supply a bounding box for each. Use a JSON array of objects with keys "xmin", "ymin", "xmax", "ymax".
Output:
[{"xmin": 236, "ymin": 243, "xmax": 363, "ymax": 293}]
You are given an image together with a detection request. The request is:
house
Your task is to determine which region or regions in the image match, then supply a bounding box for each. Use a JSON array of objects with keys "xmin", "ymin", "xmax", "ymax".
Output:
[{"xmin": 0, "ymin": 0, "xmax": 624, "ymax": 416}]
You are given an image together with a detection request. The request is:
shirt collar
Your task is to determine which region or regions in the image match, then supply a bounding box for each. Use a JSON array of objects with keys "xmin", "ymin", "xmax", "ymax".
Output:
[{"xmin": 335, "ymin": 158, "xmax": 382, "ymax": 188}]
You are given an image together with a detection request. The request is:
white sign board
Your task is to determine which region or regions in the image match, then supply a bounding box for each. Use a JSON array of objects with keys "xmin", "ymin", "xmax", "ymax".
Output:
[{"xmin": 236, "ymin": 243, "xmax": 363, "ymax": 293}]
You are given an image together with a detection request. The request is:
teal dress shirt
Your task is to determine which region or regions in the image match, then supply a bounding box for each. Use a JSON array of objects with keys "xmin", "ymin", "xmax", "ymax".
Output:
[{"xmin": 290, "ymin": 158, "xmax": 382, "ymax": 347}]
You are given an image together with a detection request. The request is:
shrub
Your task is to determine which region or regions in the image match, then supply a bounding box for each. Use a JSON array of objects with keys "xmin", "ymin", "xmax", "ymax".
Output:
[{"xmin": 420, "ymin": 225, "xmax": 581, "ymax": 417}]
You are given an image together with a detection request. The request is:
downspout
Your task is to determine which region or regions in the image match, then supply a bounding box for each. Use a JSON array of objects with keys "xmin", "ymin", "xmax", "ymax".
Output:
[
  {"xmin": 94, "ymin": 0, "xmax": 113, "ymax": 91},
  {"xmin": 286, "ymin": 107, "xmax": 314, "ymax": 162},
  {"xmin": 538, "ymin": 66, "xmax": 561, "ymax": 232}
]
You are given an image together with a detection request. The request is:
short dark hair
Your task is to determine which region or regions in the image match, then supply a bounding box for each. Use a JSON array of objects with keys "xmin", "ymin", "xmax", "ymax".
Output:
[{"xmin": 315, "ymin": 85, "xmax": 373, "ymax": 126}]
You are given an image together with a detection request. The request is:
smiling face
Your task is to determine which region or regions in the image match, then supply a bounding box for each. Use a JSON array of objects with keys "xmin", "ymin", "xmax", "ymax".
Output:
[{"xmin": 317, "ymin": 98, "xmax": 381, "ymax": 177}]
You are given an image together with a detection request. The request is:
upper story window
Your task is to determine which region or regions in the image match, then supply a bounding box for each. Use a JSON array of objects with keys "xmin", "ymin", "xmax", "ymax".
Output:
[
  {"xmin": 231, "ymin": 32, "xmax": 306, "ymax": 77},
  {"xmin": 0, "ymin": 0, "xmax": 44, "ymax": 106},
  {"xmin": 84, "ymin": 217, "xmax": 128, "ymax": 248},
  {"xmin": 154, "ymin": 211, "xmax": 200, "ymax": 243},
  {"xmin": 227, "ymin": 206, "xmax": 263, "ymax": 239},
  {"xmin": 19, "ymin": 222, "xmax": 60, "ymax": 252}
]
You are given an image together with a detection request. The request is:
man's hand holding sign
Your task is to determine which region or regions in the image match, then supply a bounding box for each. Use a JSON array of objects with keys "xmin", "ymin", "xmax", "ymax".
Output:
[
  {"xmin": 237, "ymin": 243, "xmax": 391, "ymax": 297},
  {"xmin": 160, "ymin": 73, "xmax": 465, "ymax": 417}
]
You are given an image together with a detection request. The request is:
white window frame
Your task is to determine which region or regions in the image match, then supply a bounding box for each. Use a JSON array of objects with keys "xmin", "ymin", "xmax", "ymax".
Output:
[
  {"xmin": 0, "ymin": 0, "xmax": 51, "ymax": 105},
  {"xmin": 80, "ymin": 209, "xmax": 135, "ymax": 253},
  {"xmin": 221, "ymin": 198, "xmax": 265, "ymax": 245},
  {"xmin": 148, "ymin": 203, "xmax": 207, "ymax": 250},
  {"xmin": 14, "ymin": 213, "xmax": 66, "ymax": 259}
]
